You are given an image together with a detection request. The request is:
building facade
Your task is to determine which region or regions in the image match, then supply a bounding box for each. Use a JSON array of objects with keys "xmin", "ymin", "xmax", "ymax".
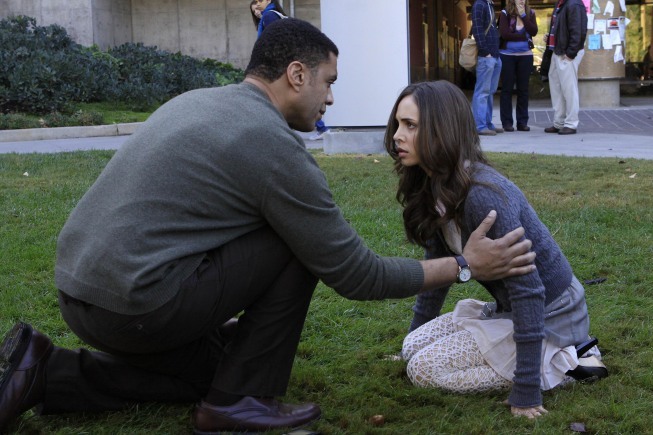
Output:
[
  {"xmin": 1, "ymin": 0, "xmax": 651, "ymax": 124},
  {"xmin": 0, "ymin": 0, "xmax": 321, "ymax": 70}
]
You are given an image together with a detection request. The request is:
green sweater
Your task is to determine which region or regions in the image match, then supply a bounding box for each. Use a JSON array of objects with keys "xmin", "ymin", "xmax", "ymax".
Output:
[{"xmin": 55, "ymin": 83, "xmax": 424, "ymax": 315}]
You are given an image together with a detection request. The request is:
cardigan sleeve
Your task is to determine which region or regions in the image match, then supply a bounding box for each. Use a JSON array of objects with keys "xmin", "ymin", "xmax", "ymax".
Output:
[
  {"xmin": 499, "ymin": 10, "xmax": 538, "ymax": 42},
  {"xmin": 522, "ymin": 10, "xmax": 538, "ymax": 36},
  {"xmin": 409, "ymin": 239, "xmax": 452, "ymax": 332},
  {"xmin": 463, "ymin": 177, "xmax": 546, "ymax": 408}
]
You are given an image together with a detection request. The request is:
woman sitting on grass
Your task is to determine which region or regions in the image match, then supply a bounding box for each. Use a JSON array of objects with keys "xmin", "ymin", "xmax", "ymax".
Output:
[{"xmin": 384, "ymin": 80, "xmax": 607, "ymax": 418}]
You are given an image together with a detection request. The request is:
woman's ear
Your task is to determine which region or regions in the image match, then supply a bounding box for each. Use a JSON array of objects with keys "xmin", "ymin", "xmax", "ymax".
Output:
[{"xmin": 286, "ymin": 61, "xmax": 305, "ymax": 91}]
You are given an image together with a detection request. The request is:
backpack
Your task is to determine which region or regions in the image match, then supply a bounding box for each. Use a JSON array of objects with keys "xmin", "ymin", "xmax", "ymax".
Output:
[{"xmin": 270, "ymin": 10, "xmax": 287, "ymax": 19}]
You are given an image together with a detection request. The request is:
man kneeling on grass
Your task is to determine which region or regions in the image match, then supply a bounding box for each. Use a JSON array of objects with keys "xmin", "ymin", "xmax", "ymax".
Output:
[{"xmin": 0, "ymin": 18, "xmax": 536, "ymax": 434}]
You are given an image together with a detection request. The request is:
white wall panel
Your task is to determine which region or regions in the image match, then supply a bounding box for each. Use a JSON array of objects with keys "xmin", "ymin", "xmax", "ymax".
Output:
[{"xmin": 320, "ymin": 0, "xmax": 409, "ymax": 127}]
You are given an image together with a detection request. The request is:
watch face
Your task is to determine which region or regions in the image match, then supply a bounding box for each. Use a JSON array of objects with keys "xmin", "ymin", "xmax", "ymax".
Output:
[{"xmin": 459, "ymin": 268, "xmax": 472, "ymax": 282}]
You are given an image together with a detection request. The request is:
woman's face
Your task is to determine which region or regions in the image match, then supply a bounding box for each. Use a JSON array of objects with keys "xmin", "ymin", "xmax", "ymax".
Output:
[
  {"xmin": 251, "ymin": 4, "xmax": 262, "ymax": 18},
  {"xmin": 393, "ymin": 95, "xmax": 422, "ymax": 168},
  {"xmin": 255, "ymin": 0, "xmax": 272, "ymax": 12}
]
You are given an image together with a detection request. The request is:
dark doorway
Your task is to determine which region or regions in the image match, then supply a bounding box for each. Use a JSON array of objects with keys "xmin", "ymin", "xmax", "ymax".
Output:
[{"xmin": 408, "ymin": 1, "xmax": 467, "ymax": 85}]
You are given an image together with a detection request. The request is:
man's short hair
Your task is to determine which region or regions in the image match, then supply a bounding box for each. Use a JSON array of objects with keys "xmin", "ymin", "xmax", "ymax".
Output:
[{"xmin": 245, "ymin": 18, "xmax": 339, "ymax": 81}]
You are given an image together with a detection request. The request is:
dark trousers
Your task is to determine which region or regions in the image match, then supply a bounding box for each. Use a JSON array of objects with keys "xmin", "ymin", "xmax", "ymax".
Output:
[
  {"xmin": 499, "ymin": 54, "xmax": 533, "ymax": 128},
  {"xmin": 43, "ymin": 226, "xmax": 318, "ymax": 413}
]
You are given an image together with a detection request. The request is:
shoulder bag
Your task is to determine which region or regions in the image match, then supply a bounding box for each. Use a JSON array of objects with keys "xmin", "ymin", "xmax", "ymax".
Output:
[{"xmin": 459, "ymin": 18, "xmax": 493, "ymax": 72}]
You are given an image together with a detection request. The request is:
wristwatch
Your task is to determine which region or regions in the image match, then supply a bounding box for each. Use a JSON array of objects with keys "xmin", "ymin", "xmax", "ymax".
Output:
[{"xmin": 455, "ymin": 255, "xmax": 472, "ymax": 283}]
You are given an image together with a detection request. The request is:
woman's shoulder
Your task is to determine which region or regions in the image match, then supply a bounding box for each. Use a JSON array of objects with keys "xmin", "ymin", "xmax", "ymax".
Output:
[
  {"xmin": 469, "ymin": 163, "xmax": 523, "ymax": 196},
  {"xmin": 470, "ymin": 162, "xmax": 502, "ymax": 181}
]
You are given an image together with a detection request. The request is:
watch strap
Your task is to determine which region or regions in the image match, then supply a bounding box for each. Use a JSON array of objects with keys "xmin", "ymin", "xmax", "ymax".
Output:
[{"xmin": 455, "ymin": 255, "xmax": 469, "ymax": 269}]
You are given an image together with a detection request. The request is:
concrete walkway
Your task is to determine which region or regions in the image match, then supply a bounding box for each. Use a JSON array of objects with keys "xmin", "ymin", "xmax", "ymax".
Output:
[{"xmin": 1, "ymin": 96, "xmax": 652, "ymax": 159}]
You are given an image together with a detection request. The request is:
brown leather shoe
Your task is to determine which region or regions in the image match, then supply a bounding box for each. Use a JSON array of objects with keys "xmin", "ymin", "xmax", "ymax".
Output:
[
  {"xmin": 192, "ymin": 396, "xmax": 321, "ymax": 433},
  {"xmin": 0, "ymin": 323, "xmax": 53, "ymax": 432},
  {"xmin": 517, "ymin": 124, "xmax": 530, "ymax": 132},
  {"xmin": 558, "ymin": 127, "xmax": 577, "ymax": 135},
  {"xmin": 503, "ymin": 125, "xmax": 515, "ymax": 132},
  {"xmin": 544, "ymin": 126, "xmax": 560, "ymax": 133}
]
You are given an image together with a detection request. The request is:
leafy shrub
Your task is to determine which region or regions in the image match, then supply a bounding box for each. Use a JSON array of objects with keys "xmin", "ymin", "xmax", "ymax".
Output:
[
  {"xmin": 203, "ymin": 59, "xmax": 245, "ymax": 86},
  {"xmin": 0, "ymin": 110, "xmax": 105, "ymax": 129},
  {"xmin": 107, "ymin": 43, "xmax": 242, "ymax": 109},
  {"xmin": 70, "ymin": 110, "xmax": 104, "ymax": 126},
  {"xmin": 41, "ymin": 112, "xmax": 68, "ymax": 127},
  {"xmin": 0, "ymin": 113, "xmax": 41, "ymax": 129},
  {"xmin": 0, "ymin": 16, "xmax": 120, "ymax": 114},
  {"xmin": 0, "ymin": 16, "xmax": 245, "ymax": 118}
]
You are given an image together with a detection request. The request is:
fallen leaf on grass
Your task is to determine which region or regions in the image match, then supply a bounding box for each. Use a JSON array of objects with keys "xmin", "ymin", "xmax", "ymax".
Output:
[
  {"xmin": 382, "ymin": 354, "xmax": 402, "ymax": 361},
  {"xmin": 570, "ymin": 422, "xmax": 587, "ymax": 432},
  {"xmin": 368, "ymin": 415, "xmax": 385, "ymax": 426}
]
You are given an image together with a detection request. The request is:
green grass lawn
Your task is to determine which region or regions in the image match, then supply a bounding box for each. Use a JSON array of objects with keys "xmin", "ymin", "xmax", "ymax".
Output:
[
  {"xmin": 75, "ymin": 102, "xmax": 156, "ymax": 124},
  {"xmin": 0, "ymin": 102, "xmax": 154, "ymax": 130},
  {"xmin": 1, "ymin": 151, "xmax": 652, "ymax": 434}
]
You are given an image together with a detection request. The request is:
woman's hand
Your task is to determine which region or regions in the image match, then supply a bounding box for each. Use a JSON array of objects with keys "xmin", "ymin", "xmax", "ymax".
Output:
[
  {"xmin": 517, "ymin": 0, "xmax": 526, "ymax": 15},
  {"xmin": 462, "ymin": 210, "xmax": 536, "ymax": 281}
]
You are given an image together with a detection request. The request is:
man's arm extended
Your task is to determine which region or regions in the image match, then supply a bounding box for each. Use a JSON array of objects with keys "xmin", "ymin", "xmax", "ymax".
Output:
[{"xmin": 419, "ymin": 210, "xmax": 536, "ymax": 291}]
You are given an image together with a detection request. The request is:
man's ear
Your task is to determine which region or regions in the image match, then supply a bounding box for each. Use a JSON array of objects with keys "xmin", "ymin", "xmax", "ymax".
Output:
[{"xmin": 287, "ymin": 61, "xmax": 306, "ymax": 91}]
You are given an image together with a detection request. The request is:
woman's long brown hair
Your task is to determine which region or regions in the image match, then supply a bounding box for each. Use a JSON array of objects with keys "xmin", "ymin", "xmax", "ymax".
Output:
[{"xmin": 384, "ymin": 81, "xmax": 489, "ymax": 249}]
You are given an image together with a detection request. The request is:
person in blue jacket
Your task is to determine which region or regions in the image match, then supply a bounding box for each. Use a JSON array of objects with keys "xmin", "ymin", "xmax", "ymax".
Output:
[{"xmin": 255, "ymin": 0, "xmax": 287, "ymax": 38}]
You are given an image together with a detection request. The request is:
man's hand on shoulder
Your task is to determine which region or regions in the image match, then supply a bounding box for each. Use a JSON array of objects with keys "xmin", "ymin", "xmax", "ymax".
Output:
[{"xmin": 462, "ymin": 210, "xmax": 536, "ymax": 281}]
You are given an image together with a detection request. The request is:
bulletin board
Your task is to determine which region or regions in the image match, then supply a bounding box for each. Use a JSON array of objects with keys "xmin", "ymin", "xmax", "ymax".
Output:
[{"xmin": 579, "ymin": 0, "xmax": 626, "ymax": 79}]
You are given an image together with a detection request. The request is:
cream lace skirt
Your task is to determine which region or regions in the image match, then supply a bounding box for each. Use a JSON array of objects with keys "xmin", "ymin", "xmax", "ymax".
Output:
[{"xmin": 402, "ymin": 277, "xmax": 597, "ymax": 394}]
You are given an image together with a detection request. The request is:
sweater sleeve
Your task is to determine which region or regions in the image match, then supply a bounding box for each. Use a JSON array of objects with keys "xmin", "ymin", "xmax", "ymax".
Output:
[
  {"xmin": 523, "ymin": 10, "xmax": 538, "ymax": 36},
  {"xmin": 500, "ymin": 11, "xmax": 538, "ymax": 42},
  {"xmin": 240, "ymin": 133, "xmax": 424, "ymax": 302},
  {"xmin": 409, "ymin": 242, "xmax": 452, "ymax": 332},
  {"xmin": 498, "ymin": 11, "xmax": 524, "ymax": 42},
  {"xmin": 464, "ymin": 175, "xmax": 546, "ymax": 408}
]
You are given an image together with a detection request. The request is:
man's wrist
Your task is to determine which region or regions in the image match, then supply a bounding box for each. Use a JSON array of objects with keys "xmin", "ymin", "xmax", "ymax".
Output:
[
  {"xmin": 419, "ymin": 257, "xmax": 462, "ymax": 291},
  {"xmin": 454, "ymin": 255, "xmax": 472, "ymax": 283}
]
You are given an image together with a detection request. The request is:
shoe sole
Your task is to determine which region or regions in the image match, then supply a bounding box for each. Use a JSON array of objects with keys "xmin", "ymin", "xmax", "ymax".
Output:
[
  {"xmin": 566, "ymin": 355, "xmax": 608, "ymax": 383},
  {"xmin": 192, "ymin": 415, "xmax": 321, "ymax": 435},
  {"xmin": 0, "ymin": 323, "xmax": 31, "ymax": 394},
  {"xmin": 568, "ymin": 368, "xmax": 609, "ymax": 383}
]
